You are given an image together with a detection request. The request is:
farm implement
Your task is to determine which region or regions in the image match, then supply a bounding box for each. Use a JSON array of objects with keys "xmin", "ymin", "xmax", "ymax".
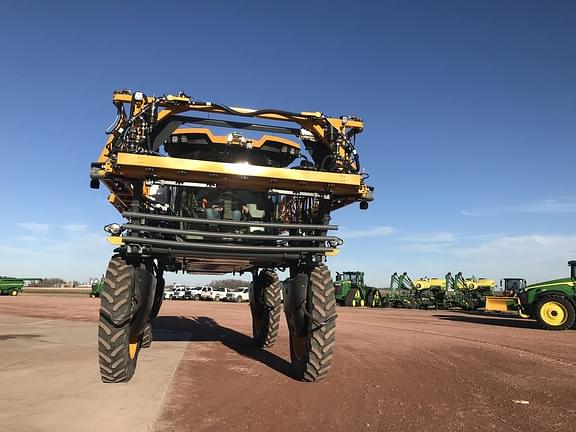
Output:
[{"xmin": 90, "ymin": 90, "xmax": 373, "ymax": 382}]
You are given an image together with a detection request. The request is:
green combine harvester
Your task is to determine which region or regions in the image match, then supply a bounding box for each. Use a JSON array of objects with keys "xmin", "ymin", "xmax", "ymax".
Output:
[
  {"xmin": 334, "ymin": 271, "xmax": 382, "ymax": 307},
  {"xmin": 485, "ymin": 260, "xmax": 576, "ymax": 330},
  {"xmin": 0, "ymin": 277, "xmax": 41, "ymax": 296}
]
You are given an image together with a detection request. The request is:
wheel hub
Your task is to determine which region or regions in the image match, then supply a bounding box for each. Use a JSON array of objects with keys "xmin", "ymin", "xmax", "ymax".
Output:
[{"xmin": 540, "ymin": 301, "xmax": 567, "ymax": 326}]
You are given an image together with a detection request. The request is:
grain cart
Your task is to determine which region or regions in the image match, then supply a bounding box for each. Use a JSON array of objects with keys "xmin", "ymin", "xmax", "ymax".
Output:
[
  {"xmin": 334, "ymin": 271, "xmax": 381, "ymax": 307},
  {"xmin": 0, "ymin": 277, "xmax": 41, "ymax": 296},
  {"xmin": 485, "ymin": 261, "xmax": 576, "ymax": 330},
  {"xmin": 90, "ymin": 90, "xmax": 373, "ymax": 382}
]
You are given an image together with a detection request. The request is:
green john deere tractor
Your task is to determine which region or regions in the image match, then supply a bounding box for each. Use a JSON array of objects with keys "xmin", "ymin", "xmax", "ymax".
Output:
[
  {"xmin": 485, "ymin": 260, "xmax": 576, "ymax": 330},
  {"xmin": 334, "ymin": 271, "xmax": 381, "ymax": 307},
  {"xmin": 90, "ymin": 277, "xmax": 104, "ymax": 298}
]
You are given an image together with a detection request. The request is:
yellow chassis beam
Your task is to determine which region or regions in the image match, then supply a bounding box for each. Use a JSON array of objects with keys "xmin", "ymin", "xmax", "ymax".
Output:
[{"xmin": 106, "ymin": 153, "xmax": 368, "ymax": 197}]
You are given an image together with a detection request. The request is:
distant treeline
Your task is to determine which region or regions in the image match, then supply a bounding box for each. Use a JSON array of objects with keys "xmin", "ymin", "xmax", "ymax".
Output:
[
  {"xmin": 28, "ymin": 278, "xmax": 79, "ymax": 287},
  {"xmin": 208, "ymin": 279, "xmax": 249, "ymax": 289}
]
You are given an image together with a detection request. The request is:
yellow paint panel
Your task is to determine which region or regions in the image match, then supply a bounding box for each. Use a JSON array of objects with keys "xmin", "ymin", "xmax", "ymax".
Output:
[
  {"xmin": 115, "ymin": 153, "xmax": 362, "ymax": 187},
  {"xmin": 172, "ymin": 128, "xmax": 301, "ymax": 150},
  {"xmin": 484, "ymin": 296, "xmax": 517, "ymax": 312},
  {"xmin": 107, "ymin": 236, "xmax": 124, "ymax": 246}
]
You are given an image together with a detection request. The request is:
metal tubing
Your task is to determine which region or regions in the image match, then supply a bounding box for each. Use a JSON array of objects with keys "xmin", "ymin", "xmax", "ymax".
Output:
[
  {"xmin": 121, "ymin": 224, "xmax": 342, "ymax": 244},
  {"xmin": 148, "ymin": 247, "xmax": 301, "ymax": 260},
  {"xmin": 172, "ymin": 115, "xmax": 301, "ymax": 136},
  {"xmin": 123, "ymin": 236, "xmax": 334, "ymax": 252},
  {"xmin": 123, "ymin": 212, "xmax": 337, "ymax": 231}
]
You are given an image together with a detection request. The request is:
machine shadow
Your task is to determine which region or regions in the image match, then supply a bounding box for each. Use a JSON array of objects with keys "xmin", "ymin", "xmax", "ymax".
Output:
[
  {"xmin": 152, "ymin": 315, "xmax": 293, "ymax": 378},
  {"xmin": 434, "ymin": 312, "xmax": 540, "ymax": 329}
]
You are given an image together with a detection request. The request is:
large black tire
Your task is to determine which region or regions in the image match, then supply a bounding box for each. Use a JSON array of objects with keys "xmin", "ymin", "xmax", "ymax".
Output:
[
  {"xmin": 98, "ymin": 256, "xmax": 140, "ymax": 383},
  {"xmin": 11, "ymin": 289, "xmax": 19, "ymax": 296},
  {"xmin": 535, "ymin": 295, "xmax": 575, "ymax": 331},
  {"xmin": 289, "ymin": 265, "xmax": 336, "ymax": 382},
  {"xmin": 366, "ymin": 290, "xmax": 381, "ymax": 308},
  {"xmin": 149, "ymin": 275, "xmax": 164, "ymax": 321},
  {"xmin": 344, "ymin": 289, "xmax": 356, "ymax": 306},
  {"xmin": 250, "ymin": 269, "xmax": 282, "ymax": 348},
  {"xmin": 141, "ymin": 322, "xmax": 153, "ymax": 349},
  {"xmin": 344, "ymin": 288, "xmax": 364, "ymax": 307}
]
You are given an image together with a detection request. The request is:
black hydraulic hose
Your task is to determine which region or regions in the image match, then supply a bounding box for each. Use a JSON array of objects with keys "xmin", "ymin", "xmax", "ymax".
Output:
[{"xmin": 206, "ymin": 102, "xmax": 307, "ymax": 120}]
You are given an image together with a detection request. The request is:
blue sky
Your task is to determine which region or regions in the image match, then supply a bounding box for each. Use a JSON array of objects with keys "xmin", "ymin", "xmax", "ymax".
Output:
[{"xmin": 0, "ymin": 0, "xmax": 575, "ymax": 285}]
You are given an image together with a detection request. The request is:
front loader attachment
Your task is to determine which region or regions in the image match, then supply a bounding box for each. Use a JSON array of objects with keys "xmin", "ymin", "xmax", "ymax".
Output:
[{"xmin": 484, "ymin": 296, "xmax": 519, "ymax": 313}]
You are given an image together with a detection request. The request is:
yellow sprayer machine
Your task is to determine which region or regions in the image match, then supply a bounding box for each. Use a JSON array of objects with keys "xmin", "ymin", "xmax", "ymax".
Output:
[{"xmin": 90, "ymin": 90, "xmax": 373, "ymax": 382}]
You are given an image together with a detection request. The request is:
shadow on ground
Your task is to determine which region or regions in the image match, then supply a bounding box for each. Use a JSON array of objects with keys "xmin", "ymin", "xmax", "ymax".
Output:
[
  {"xmin": 434, "ymin": 312, "xmax": 540, "ymax": 329},
  {"xmin": 152, "ymin": 315, "xmax": 293, "ymax": 378},
  {"xmin": 0, "ymin": 334, "xmax": 42, "ymax": 341}
]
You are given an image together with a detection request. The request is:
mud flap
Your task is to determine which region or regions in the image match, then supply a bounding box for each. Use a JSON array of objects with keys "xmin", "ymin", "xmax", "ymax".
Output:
[
  {"xmin": 283, "ymin": 274, "xmax": 309, "ymax": 337},
  {"xmin": 130, "ymin": 267, "xmax": 156, "ymax": 337}
]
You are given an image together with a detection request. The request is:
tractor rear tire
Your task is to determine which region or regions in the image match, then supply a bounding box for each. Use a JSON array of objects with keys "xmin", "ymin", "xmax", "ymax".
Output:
[
  {"xmin": 98, "ymin": 256, "xmax": 141, "ymax": 383},
  {"xmin": 344, "ymin": 288, "xmax": 364, "ymax": 307},
  {"xmin": 535, "ymin": 295, "xmax": 575, "ymax": 331},
  {"xmin": 344, "ymin": 289, "xmax": 355, "ymax": 306},
  {"xmin": 141, "ymin": 322, "xmax": 153, "ymax": 348},
  {"xmin": 250, "ymin": 269, "xmax": 282, "ymax": 348},
  {"xmin": 367, "ymin": 291, "xmax": 381, "ymax": 308},
  {"xmin": 10, "ymin": 289, "xmax": 19, "ymax": 296},
  {"xmin": 289, "ymin": 265, "xmax": 336, "ymax": 382}
]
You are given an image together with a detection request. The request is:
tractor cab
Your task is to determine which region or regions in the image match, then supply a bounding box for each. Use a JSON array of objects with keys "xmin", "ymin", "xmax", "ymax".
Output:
[
  {"xmin": 336, "ymin": 271, "xmax": 364, "ymax": 287},
  {"xmin": 499, "ymin": 278, "xmax": 527, "ymax": 296}
]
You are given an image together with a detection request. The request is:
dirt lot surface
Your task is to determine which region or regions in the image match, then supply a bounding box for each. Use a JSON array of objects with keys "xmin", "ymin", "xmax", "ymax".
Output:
[{"xmin": 1, "ymin": 295, "xmax": 575, "ymax": 432}]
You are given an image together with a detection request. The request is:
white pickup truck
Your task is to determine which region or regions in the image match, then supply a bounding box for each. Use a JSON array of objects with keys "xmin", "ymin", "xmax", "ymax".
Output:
[
  {"xmin": 225, "ymin": 287, "xmax": 250, "ymax": 302},
  {"xmin": 164, "ymin": 285, "xmax": 191, "ymax": 300},
  {"xmin": 199, "ymin": 286, "xmax": 233, "ymax": 301},
  {"xmin": 189, "ymin": 286, "xmax": 204, "ymax": 300},
  {"xmin": 212, "ymin": 287, "xmax": 230, "ymax": 301},
  {"xmin": 199, "ymin": 286, "xmax": 215, "ymax": 300}
]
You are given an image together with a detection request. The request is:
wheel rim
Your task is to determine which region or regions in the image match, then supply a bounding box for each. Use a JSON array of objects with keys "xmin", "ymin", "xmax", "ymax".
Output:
[
  {"xmin": 354, "ymin": 290, "xmax": 363, "ymax": 307},
  {"xmin": 540, "ymin": 301, "xmax": 568, "ymax": 326},
  {"xmin": 129, "ymin": 335, "xmax": 139, "ymax": 359},
  {"xmin": 11, "ymin": 290, "xmax": 17, "ymax": 296}
]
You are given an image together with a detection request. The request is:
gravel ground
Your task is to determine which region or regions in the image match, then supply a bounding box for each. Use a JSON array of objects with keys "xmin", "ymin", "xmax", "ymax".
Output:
[{"xmin": 1, "ymin": 295, "xmax": 575, "ymax": 432}]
